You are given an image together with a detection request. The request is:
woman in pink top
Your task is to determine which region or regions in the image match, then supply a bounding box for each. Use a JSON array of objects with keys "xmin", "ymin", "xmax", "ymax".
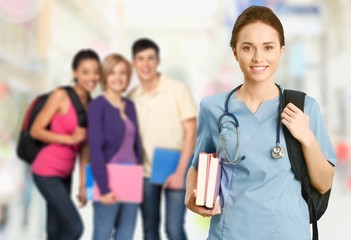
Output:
[{"xmin": 30, "ymin": 49, "xmax": 101, "ymax": 240}]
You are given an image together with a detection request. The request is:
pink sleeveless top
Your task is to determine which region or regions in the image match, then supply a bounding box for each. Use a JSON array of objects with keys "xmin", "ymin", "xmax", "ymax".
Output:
[{"xmin": 32, "ymin": 100, "xmax": 80, "ymax": 177}]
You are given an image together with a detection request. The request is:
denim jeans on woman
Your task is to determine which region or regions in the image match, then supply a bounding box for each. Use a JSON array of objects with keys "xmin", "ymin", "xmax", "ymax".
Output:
[
  {"xmin": 33, "ymin": 174, "xmax": 83, "ymax": 240},
  {"xmin": 92, "ymin": 201, "xmax": 138, "ymax": 240},
  {"xmin": 141, "ymin": 178, "xmax": 187, "ymax": 240}
]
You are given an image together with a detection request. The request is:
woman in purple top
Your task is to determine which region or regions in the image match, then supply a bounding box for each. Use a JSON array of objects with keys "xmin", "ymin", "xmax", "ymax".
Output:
[{"xmin": 88, "ymin": 53, "xmax": 142, "ymax": 240}]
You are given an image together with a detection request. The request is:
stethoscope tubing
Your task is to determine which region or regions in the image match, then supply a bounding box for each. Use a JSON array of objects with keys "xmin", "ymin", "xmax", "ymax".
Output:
[{"xmin": 217, "ymin": 84, "xmax": 283, "ymax": 164}]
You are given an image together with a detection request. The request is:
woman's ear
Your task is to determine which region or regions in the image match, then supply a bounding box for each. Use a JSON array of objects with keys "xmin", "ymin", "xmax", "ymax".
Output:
[
  {"xmin": 279, "ymin": 45, "xmax": 285, "ymax": 60},
  {"xmin": 232, "ymin": 48, "xmax": 239, "ymax": 61}
]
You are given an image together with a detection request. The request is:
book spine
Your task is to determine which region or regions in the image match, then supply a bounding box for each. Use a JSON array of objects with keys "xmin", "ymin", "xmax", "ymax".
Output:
[
  {"xmin": 205, "ymin": 156, "xmax": 220, "ymax": 208},
  {"xmin": 195, "ymin": 152, "xmax": 209, "ymax": 206},
  {"xmin": 213, "ymin": 158, "xmax": 222, "ymax": 205}
]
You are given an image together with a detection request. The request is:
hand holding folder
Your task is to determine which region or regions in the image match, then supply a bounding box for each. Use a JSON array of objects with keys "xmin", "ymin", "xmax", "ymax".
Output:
[
  {"xmin": 150, "ymin": 148, "xmax": 192, "ymax": 185},
  {"xmin": 150, "ymin": 148, "xmax": 181, "ymax": 184},
  {"xmin": 86, "ymin": 163, "xmax": 143, "ymax": 203}
]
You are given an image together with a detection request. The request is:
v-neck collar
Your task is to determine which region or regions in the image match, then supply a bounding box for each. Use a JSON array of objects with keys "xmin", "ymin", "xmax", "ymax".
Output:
[{"xmin": 231, "ymin": 92, "xmax": 280, "ymax": 122}]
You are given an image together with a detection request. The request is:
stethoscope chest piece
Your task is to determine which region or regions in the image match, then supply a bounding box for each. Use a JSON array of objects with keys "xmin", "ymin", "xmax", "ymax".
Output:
[{"xmin": 271, "ymin": 145, "xmax": 285, "ymax": 159}]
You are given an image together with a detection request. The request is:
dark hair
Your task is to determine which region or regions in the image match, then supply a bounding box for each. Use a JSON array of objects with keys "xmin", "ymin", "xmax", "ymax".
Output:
[
  {"xmin": 132, "ymin": 38, "xmax": 160, "ymax": 58},
  {"xmin": 71, "ymin": 49, "xmax": 100, "ymax": 71},
  {"xmin": 230, "ymin": 5, "xmax": 285, "ymax": 48}
]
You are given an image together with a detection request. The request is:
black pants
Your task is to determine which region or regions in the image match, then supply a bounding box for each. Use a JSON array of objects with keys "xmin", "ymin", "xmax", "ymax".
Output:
[{"xmin": 33, "ymin": 174, "xmax": 83, "ymax": 240}]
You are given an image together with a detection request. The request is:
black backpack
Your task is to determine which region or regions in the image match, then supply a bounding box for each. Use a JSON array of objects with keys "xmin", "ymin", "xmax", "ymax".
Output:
[
  {"xmin": 282, "ymin": 89, "xmax": 331, "ymax": 240},
  {"xmin": 16, "ymin": 86, "xmax": 88, "ymax": 164}
]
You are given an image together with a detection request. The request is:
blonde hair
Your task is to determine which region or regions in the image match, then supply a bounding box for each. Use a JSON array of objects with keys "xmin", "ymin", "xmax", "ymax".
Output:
[{"xmin": 101, "ymin": 53, "xmax": 132, "ymax": 91}]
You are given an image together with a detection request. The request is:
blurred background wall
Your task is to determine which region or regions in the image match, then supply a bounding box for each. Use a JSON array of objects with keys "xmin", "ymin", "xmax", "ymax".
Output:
[{"xmin": 0, "ymin": 0, "xmax": 351, "ymax": 239}]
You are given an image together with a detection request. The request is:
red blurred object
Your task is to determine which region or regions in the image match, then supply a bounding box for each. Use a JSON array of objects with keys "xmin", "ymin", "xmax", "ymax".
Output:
[
  {"xmin": 336, "ymin": 142, "xmax": 349, "ymax": 163},
  {"xmin": 0, "ymin": 83, "xmax": 9, "ymax": 96}
]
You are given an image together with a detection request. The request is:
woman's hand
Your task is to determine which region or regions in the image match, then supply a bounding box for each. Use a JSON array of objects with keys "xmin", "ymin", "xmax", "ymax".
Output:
[
  {"xmin": 185, "ymin": 189, "xmax": 221, "ymax": 217},
  {"xmin": 281, "ymin": 103, "xmax": 313, "ymax": 145},
  {"xmin": 70, "ymin": 127, "xmax": 87, "ymax": 144},
  {"xmin": 99, "ymin": 192, "xmax": 117, "ymax": 205},
  {"xmin": 185, "ymin": 166, "xmax": 221, "ymax": 217},
  {"xmin": 282, "ymin": 103, "xmax": 335, "ymax": 193},
  {"xmin": 77, "ymin": 186, "xmax": 87, "ymax": 208}
]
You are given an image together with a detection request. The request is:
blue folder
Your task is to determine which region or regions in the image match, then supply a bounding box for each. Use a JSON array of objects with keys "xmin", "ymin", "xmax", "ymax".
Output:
[
  {"xmin": 86, "ymin": 165, "xmax": 94, "ymax": 200},
  {"xmin": 150, "ymin": 148, "xmax": 181, "ymax": 184}
]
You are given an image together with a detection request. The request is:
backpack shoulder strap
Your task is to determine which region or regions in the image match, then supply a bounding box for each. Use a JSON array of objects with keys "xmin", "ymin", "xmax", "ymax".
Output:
[
  {"xmin": 62, "ymin": 86, "xmax": 88, "ymax": 127},
  {"xmin": 282, "ymin": 89, "xmax": 306, "ymax": 180},
  {"xmin": 283, "ymin": 89, "xmax": 321, "ymax": 240}
]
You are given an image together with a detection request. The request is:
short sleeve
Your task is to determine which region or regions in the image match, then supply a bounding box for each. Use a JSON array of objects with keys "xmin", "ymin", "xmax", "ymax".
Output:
[
  {"xmin": 305, "ymin": 97, "xmax": 337, "ymax": 166},
  {"xmin": 176, "ymin": 83, "xmax": 197, "ymax": 121},
  {"xmin": 191, "ymin": 100, "xmax": 216, "ymax": 169}
]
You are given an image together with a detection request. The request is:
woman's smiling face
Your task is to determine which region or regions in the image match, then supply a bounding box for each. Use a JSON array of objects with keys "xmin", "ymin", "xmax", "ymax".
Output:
[
  {"xmin": 73, "ymin": 59, "xmax": 101, "ymax": 92},
  {"xmin": 105, "ymin": 62, "xmax": 130, "ymax": 93},
  {"xmin": 233, "ymin": 21, "xmax": 284, "ymax": 84}
]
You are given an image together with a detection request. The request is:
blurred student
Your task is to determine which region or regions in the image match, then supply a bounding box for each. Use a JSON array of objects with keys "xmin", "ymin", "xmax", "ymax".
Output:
[
  {"xmin": 30, "ymin": 49, "xmax": 101, "ymax": 240},
  {"xmin": 88, "ymin": 53, "xmax": 142, "ymax": 240},
  {"xmin": 128, "ymin": 38, "xmax": 197, "ymax": 240}
]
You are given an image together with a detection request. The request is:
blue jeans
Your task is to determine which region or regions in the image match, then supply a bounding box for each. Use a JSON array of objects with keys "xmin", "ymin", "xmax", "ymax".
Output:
[
  {"xmin": 33, "ymin": 174, "xmax": 83, "ymax": 240},
  {"xmin": 92, "ymin": 201, "xmax": 138, "ymax": 240},
  {"xmin": 141, "ymin": 178, "xmax": 187, "ymax": 240}
]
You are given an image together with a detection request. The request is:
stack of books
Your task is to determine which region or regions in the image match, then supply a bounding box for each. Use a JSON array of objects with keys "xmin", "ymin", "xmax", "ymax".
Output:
[{"xmin": 195, "ymin": 153, "xmax": 222, "ymax": 209}]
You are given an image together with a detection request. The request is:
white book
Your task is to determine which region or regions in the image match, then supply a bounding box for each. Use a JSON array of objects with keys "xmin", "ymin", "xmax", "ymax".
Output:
[
  {"xmin": 205, "ymin": 156, "xmax": 221, "ymax": 209},
  {"xmin": 195, "ymin": 152, "xmax": 211, "ymax": 206}
]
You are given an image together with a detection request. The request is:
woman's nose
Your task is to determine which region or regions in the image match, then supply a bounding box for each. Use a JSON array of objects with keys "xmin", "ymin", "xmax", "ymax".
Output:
[{"xmin": 252, "ymin": 49, "xmax": 264, "ymax": 62}]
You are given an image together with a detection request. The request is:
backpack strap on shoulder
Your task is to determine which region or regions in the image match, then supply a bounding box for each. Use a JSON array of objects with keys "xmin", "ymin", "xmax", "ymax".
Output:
[
  {"xmin": 62, "ymin": 86, "xmax": 88, "ymax": 127},
  {"xmin": 282, "ymin": 90, "xmax": 306, "ymax": 180},
  {"xmin": 282, "ymin": 89, "xmax": 320, "ymax": 240}
]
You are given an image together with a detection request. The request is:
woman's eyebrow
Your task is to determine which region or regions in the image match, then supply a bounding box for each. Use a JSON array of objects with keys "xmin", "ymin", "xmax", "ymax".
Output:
[
  {"xmin": 263, "ymin": 42, "xmax": 277, "ymax": 45},
  {"xmin": 240, "ymin": 42, "xmax": 253, "ymax": 45},
  {"xmin": 240, "ymin": 41, "xmax": 277, "ymax": 45}
]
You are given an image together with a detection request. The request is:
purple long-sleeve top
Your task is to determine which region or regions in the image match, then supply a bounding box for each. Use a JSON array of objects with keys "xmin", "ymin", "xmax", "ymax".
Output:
[{"xmin": 87, "ymin": 95, "xmax": 142, "ymax": 195}]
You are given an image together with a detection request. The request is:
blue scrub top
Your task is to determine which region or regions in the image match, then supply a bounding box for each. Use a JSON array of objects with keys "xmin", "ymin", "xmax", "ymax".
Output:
[{"xmin": 192, "ymin": 90, "xmax": 336, "ymax": 240}]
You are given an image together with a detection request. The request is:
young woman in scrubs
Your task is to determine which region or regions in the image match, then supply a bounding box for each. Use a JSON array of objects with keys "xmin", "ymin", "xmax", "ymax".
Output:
[{"xmin": 185, "ymin": 5, "xmax": 336, "ymax": 240}]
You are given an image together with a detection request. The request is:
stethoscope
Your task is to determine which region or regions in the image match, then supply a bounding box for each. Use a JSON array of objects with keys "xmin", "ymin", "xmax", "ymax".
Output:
[{"xmin": 217, "ymin": 83, "xmax": 285, "ymax": 165}]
